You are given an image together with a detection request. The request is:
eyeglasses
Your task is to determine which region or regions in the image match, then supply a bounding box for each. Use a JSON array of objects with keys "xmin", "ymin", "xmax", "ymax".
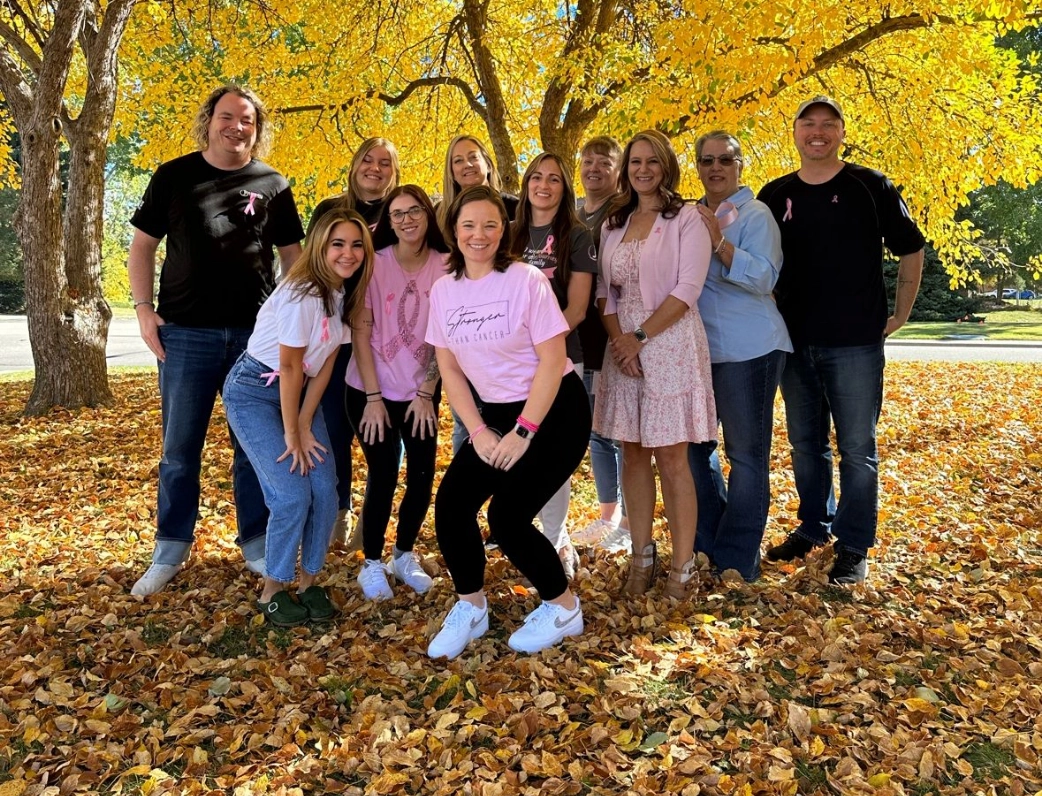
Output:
[
  {"xmin": 697, "ymin": 155, "xmax": 741, "ymax": 167},
  {"xmin": 390, "ymin": 206, "xmax": 425, "ymax": 223}
]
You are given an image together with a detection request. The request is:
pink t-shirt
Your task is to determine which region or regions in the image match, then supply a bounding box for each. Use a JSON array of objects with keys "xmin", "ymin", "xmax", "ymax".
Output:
[
  {"xmin": 346, "ymin": 247, "xmax": 450, "ymax": 401},
  {"xmin": 247, "ymin": 283, "xmax": 348, "ymax": 377},
  {"xmin": 425, "ymin": 261, "xmax": 571, "ymax": 403}
]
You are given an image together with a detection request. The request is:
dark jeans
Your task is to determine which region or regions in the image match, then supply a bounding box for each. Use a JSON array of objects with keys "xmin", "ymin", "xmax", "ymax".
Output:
[
  {"xmin": 435, "ymin": 372, "xmax": 591, "ymax": 599},
  {"xmin": 780, "ymin": 342, "xmax": 884, "ymax": 556},
  {"xmin": 153, "ymin": 324, "xmax": 267, "ymax": 565},
  {"xmin": 689, "ymin": 349, "xmax": 786, "ymax": 580},
  {"xmin": 319, "ymin": 344, "xmax": 356, "ymax": 512},
  {"xmin": 346, "ymin": 386, "xmax": 441, "ymax": 560}
]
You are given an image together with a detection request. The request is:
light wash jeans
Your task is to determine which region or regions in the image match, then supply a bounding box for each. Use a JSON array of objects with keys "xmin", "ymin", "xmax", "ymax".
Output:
[
  {"xmin": 583, "ymin": 368, "xmax": 625, "ymax": 515},
  {"xmin": 223, "ymin": 353, "xmax": 338, "ymax": 583}
]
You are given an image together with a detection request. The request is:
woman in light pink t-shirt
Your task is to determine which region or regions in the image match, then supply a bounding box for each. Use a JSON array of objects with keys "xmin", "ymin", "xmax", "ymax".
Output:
[
  {"xmin": 422, "ymin": 186, "xmax": 592, "ymax": 661},
  {"xmin": 345, "ymin": 185, "xmax": 450, "ymax": 601}
]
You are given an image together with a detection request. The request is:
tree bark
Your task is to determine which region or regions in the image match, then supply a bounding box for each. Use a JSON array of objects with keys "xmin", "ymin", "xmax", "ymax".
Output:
[{"xmin": 0, "ymin": 0, "xmax": 136, "ymax": 415}]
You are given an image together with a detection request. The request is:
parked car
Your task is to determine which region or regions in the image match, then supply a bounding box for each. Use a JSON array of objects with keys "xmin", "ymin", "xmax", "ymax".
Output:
[{"xmin": 1016, "ymin": 290, "xmax": 1036, "ymax": 299}]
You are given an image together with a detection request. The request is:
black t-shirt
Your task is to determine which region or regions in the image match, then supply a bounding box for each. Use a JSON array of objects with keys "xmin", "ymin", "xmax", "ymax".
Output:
[
  {"xmin": 132, "ymin": 152, "xmax": 304, "ymax": 328},
  {"xmin": 513, "ymin": 223, "xmax": 598, "ymax": 364},
  {"xmin": 307, "ymin": 195, "xmax": 385, "ymax": 237},
  {"xmin": 576, "ymin": 199, "xmax": 611, "ymax": 370},
  {"xmin": 758, "ymin": 163, "xmax": 925, "ymax": 347}
]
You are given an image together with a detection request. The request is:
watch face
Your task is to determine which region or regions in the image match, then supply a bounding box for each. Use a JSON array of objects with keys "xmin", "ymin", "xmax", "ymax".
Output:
[
  {"xmin": 514, "ymin": 424, "xmax": 531, "ymax": 439},
  {"xmin": 634, "ymin": 328, "xmax": 648, "ymax": 342}
]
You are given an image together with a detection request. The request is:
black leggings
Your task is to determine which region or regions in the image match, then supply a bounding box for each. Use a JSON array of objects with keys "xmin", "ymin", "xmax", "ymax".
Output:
[
  {"xmin": 435, "ymin": 372, "xmax": 591, "ymax": 599},
  {"xmin": 346, "ymin": 385, "xmax": 441, "ymax": 560}
]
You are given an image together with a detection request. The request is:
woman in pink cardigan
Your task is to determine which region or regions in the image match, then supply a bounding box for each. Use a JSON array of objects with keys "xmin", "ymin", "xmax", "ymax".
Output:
[{"xmin": 594, "ymin": 130, "xmax": 717, "ymax": 599}]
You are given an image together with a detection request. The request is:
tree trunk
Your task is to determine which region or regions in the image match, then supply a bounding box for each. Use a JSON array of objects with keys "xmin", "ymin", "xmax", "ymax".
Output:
[
  {"xmin": 1, "ymin": 0, "xmax": 135, "ymax": 415},
  {"xmin": 18, "ymin": 113, "xmax": 113, "ymax": 414}
]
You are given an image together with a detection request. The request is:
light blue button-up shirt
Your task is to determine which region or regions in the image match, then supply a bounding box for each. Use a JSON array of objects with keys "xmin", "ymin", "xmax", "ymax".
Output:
[{"xmin": 697, "ymin": 186, "xmax": 793, "ymax": 363}]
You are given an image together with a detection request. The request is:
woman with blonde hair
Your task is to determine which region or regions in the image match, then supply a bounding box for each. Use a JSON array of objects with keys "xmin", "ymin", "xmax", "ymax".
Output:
[
  {"xmin": 309, "ymin": 137, "xmax": 402, "ymax": 548},
  {"xmin": 223, "ymin": 209, "xmax": 373, "ymax": 626},
  {"xmin": 595, "ymin": 130, "xmax": 716, "ymax": 599},
  {"xmin": 436, "ymin": 134, "xmax": 519, "ymax": 232}
]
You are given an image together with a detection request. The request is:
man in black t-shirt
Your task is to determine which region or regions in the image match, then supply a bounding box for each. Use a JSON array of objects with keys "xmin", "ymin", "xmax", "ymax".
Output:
[
  {"xmin": 757, "ymin": 96, "xmax": 925, "ymax": 584},
  {"xmin": 128, "ymin": 85, "xmax": 304, "ymax": 596}
]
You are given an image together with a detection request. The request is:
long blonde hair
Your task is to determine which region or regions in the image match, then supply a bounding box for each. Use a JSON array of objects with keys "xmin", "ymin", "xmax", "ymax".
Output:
[
  {"xmin": 285, "ymin": 209, "xmax": 374, "ymax": 327},
  {"xmin": 437, "ymin": 135, "xmax": 502, "ymax": 228}
]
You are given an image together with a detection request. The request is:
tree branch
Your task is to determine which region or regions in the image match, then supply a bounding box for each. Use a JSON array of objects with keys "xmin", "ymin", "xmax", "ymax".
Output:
[
  {"xmin": 0, "ymin": 20, "xmax": 43, "ymax": 74},
  {"xmin": 276, "ymin": 74, "xmax": 485, "ymax": 118}
]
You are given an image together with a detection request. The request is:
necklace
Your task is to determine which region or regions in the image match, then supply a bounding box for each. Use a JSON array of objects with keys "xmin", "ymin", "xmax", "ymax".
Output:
[{"xmin": 528, "ymin": 225, "xmax": 553, "ymax": 256}]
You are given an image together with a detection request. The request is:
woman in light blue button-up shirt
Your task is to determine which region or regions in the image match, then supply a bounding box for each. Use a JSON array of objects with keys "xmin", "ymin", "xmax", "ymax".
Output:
[{"xmin": 687, "ymin": 130, "xmax": 793, "ymax": 582}]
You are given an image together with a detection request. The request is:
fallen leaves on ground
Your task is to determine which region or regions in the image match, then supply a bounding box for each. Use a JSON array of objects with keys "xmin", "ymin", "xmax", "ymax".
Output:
[{"xmin": 0, "ymin": 363, "xmax": 1040, "ymax": 795}]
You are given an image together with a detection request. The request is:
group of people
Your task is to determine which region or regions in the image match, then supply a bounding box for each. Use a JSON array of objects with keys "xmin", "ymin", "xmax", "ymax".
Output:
[{"xmin": 127, "ymin": 85, "xmax": 925, "ymax": 660}]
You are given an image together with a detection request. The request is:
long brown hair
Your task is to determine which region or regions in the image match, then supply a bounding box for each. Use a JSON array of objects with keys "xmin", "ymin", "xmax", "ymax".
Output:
[
  {"xmin": 509, "ymin": 152, "xmax": 580, "ymax": 291},
  {"xmin": 285, "ymin": 208, "xmax": 374, "ymax": 327},
  {"xmin": 607, "ymin": 129, "xmax": 686, "ymax": 230}
]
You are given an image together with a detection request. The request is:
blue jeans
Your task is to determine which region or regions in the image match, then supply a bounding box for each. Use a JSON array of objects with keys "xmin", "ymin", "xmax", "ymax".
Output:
[
  {"xmin": 689, "ymin": 350, "xmax": 786, "ymax": 580},
  {"xmin": 780, "ymin": 342, "xmax": 884, "ymax": 556},
  {"xmin": 583, "ymin": 368, "xmax": 625, "ymax": 513},
  {"xmin": 223, "ymin": 354, "xmax": 339, "ymax": 582},
  {"xmin": 154, "ymin": 324, "xmax": 267, "ymax": 566}
]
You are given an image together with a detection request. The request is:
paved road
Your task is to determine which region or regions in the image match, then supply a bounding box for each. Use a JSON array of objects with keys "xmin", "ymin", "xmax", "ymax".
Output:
[{"xmin": 2, "ymin": 315, "xmax": 1042, "ymax": 374}]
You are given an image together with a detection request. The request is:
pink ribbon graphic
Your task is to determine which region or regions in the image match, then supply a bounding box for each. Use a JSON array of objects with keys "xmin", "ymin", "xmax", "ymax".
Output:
[
  {"xmin": 540, "ymin": 235, "xmax": 555, "ymax": 255},
  {"xmin": 715, "ymin": 201, "xmax": 739, "ymax": 229},
  {"xmin": 782, "ymin": 197, "xmax": 793, "ymax": 222},
  {"xmin": 244, "ymin": 192, "xmax": 261, "ymax": 216},
  {"xmin": 382, "ymin": 279, "xmax": 429, "ymax": 367},
  {"xmin": 320, "ymin": 316, "xmax": 330, "ymax": 343}
]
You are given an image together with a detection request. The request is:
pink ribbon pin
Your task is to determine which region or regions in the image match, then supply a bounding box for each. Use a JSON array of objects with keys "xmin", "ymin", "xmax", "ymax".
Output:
[
  {"xmin": 244, "ymin": 192, "xmax": 261, "ymax": 216},
  {"xmin": 782, "ymin": 197, "xmax": 793, "ymax": 222},
  {"xmin": 715, "ymin": 201, "xmax": 739, "ymax": 229},
  {"xmin": 259, "ymin": 370, "xmax": 279, "ymax": 386}
]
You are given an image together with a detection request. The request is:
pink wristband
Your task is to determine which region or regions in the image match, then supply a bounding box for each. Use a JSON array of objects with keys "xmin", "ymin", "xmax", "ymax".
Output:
[
  {"xmin": 468, "ymin": 424, "xmax": 488, "ymax": 444},
  {"xmin": 516, "ymin": 415, "xmax": 540, "ymax": 434}
]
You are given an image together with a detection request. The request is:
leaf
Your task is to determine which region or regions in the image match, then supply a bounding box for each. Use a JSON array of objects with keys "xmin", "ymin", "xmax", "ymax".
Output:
[{"xmin": 208, "ymin": 676, "xmax": 232, "ymax": 697}]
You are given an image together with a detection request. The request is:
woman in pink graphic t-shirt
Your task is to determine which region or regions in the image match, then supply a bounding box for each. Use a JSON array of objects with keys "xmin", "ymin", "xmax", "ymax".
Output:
[
  {"xmin": 422, "ymin": 185, "xmax": 592, "ymax": 661},
  {"xmin": 345, "ymin": 185, "xmax": 450, "ymax": 602}
]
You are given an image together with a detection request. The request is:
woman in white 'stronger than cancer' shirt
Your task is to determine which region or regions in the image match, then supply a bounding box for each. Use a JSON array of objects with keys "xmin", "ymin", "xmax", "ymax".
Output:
[
  {"xmin": 222, "ymin": 209, "xmax": 373, "ymax": 627},
  {"xmin": 424, "ymin": 186, "xmax": 592, "ymax": 660}
]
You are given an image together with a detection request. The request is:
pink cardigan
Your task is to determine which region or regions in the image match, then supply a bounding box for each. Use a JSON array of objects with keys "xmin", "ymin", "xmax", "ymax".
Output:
[{"xmin": 596, "ymin": 203, "xmax": 712, "ymax": 314}]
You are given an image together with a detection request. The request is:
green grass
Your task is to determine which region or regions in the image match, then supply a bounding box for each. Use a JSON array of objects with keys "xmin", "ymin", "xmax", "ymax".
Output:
[
  {"xmin": 893, "ymin": 309, "xmax": 1042, "ymax": 340},
  {"xmin": 962, "ymin": 741, "xmax": 1015, "ymax": 783}
]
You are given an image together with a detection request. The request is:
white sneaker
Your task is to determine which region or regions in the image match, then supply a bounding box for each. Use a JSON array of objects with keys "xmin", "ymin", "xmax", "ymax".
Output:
[
  {"xmin": 358, "ymin": 559, "xmax": 394, "ymax": 601},
  {"xmin": 131, "ymin": 562, "xmax": 184, "ymax": 596},
  {"xmin": 557, "ymin": 538, "xmax": 579, "ymax": 580},
  {"xmin": 571, "ymin": 518, "xmax": 615, "ymax": 546},
  {"xmin": 244, "ymin": 557, "xmax": 266, "ymax": 577},
  {"xmin": 427, "ymin": 599, "xmax": 489, "ymax": 659},
  {"xmin": 597, "ymin": 522, "xmax": 632, "ymax": 553},
  {"xmin": 508, "ymin": 598, "xmax": 584, "ymax": 654},
  {"xmin": 391, "ymin": 550, "xmax": 433, "ymax": 594}
]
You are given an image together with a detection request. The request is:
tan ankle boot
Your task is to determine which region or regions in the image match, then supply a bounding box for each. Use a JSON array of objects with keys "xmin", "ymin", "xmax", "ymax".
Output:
[
  {"xmin": 665, "ymin": 556, "xmax": 697, "ymax": 599},
  {"xmin": 623, "ymin": 543, "xmax": 657, "ymax": 596}
]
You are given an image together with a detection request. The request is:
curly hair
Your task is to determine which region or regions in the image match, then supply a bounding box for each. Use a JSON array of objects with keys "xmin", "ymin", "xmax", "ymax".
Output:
[{"xmin": 191, "ymin": 84, "xmax": 272, "ymax": 159}]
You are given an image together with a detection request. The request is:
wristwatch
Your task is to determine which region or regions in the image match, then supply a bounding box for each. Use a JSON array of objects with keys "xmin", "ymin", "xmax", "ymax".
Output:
[
  {"xmin": 513, "ymin": 423, "xmax": 533, "ymax": 439},
  {"xmin": 633, "ymin": 327, "xmax": 649, "ymax": 344}
]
